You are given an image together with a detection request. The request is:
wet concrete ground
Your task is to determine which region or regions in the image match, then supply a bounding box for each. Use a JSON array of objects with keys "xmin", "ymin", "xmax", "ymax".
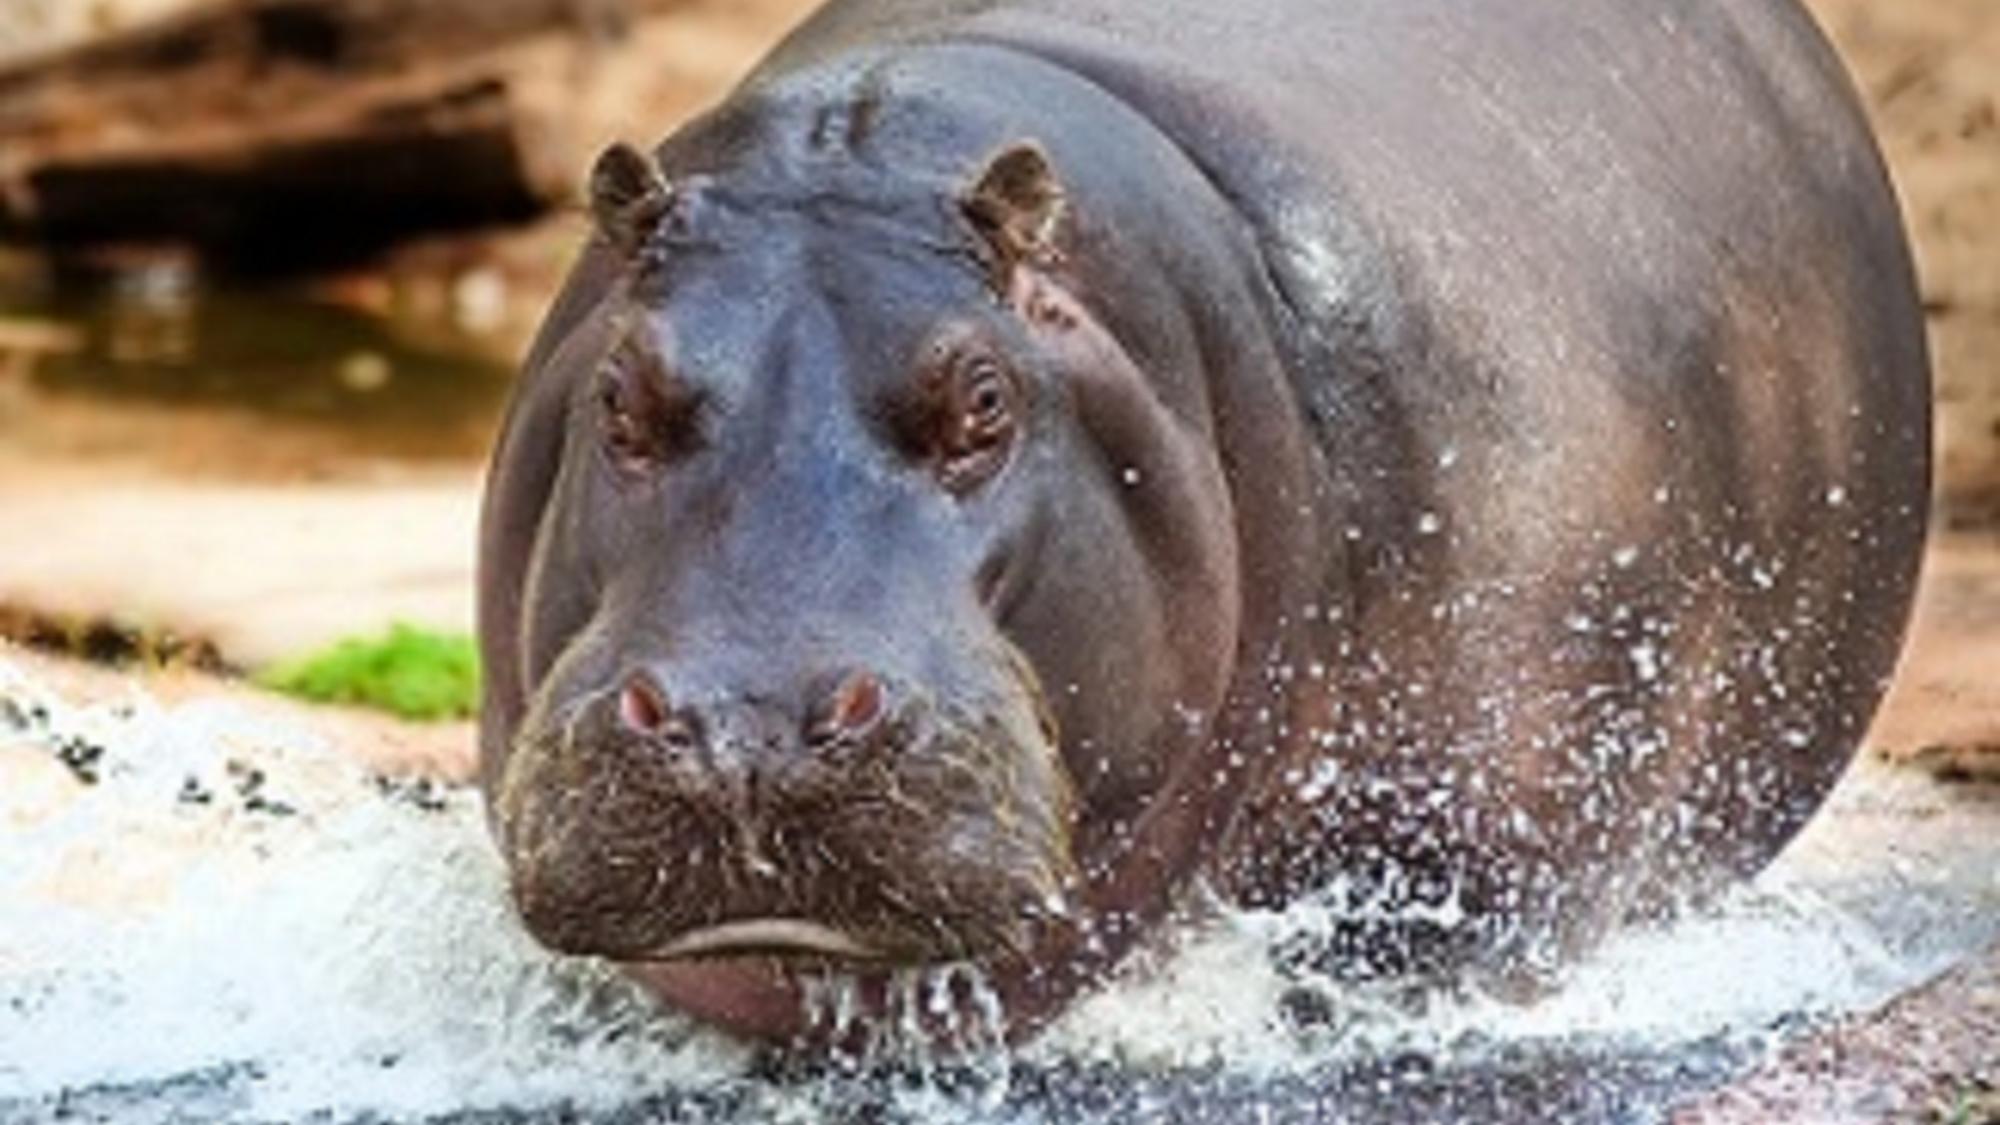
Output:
[{"xmin": 1675, "ymin": 939, "xmax": 2000, "ymax": 1123}]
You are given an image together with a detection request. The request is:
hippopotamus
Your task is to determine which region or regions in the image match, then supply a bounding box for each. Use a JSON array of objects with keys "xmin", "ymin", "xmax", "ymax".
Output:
[{"xmin": 476, "ymin": 0, "xmax": 1930, "ymax": 1043}]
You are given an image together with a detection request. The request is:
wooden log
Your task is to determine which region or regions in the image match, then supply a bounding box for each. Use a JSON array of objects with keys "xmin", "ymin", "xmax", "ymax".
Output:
[
  {"xmin": 0, "ymin": 0, "xmax": 678, "ymax": 270},
  {"xmin": 8, "ymin": 76, "xmax": 556, "ymax": 270},
  {"xmin": 0, "ymin": 0, "xmax": 666, "ymax": 97}
]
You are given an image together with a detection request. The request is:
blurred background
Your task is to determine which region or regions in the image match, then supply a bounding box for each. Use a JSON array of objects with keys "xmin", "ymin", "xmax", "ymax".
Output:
[
  {"xmin": 0, "ymin": 0, "xmax": 820, "ymax": 716},
  {"xmin": 0, "ymin": 0, "xmax": 1993, "ymax": 713}
]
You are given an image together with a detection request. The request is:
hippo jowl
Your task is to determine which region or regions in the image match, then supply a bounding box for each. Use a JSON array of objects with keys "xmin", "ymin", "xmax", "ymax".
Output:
[{"xmin": 476, "ymin": 0, "xmax": 1930, "ymax": 1043}]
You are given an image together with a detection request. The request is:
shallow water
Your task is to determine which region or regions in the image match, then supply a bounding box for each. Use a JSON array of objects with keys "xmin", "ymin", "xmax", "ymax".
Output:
[
  {"xmin": 1, "ymin": 658, "xmax": 1995, "ymax": 1124},
  {"xmin": 0, "ymin": 258, "xmax": 514, "ymax": 474}
]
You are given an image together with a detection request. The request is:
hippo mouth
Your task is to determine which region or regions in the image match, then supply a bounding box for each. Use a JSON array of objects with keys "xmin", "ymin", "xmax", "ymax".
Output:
[
  {"xmin": 497, "ymin": 671, "xmax": 1079, "ymax": 974},
  {"xmin": 641, "ymin": 918, "xmax": 886, "ymax": 962}
]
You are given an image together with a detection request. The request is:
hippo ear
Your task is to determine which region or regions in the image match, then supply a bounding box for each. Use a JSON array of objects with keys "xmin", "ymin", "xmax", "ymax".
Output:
[
  {"xmin": 962, "ymin": 143, "xmax": 1067, "ymax": 286},
  {"xmin": 588, "ymin": 141, "xmax": 674, "ymax": 257}
]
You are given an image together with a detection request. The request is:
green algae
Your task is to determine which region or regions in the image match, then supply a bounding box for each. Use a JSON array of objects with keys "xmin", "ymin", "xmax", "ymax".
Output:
[{"xmin": 258, "ymin": 624, "xmax": 478, "ymax": 721}]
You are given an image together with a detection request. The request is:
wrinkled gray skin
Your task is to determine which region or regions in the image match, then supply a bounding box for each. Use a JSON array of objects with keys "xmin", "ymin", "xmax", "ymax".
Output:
[{"xmin": 478, "ymin": 0, "xmax": 1930, "ymax": 1044}]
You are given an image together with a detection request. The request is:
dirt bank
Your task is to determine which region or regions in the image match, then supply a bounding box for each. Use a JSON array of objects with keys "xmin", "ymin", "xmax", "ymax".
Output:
[
  {"xmin": 1804, "ymin": 0, "xmax": 2000, "ymax": 519},
  {"xmin": 0, "ymin": 451, "xmax": 478, "ymax": 667}
]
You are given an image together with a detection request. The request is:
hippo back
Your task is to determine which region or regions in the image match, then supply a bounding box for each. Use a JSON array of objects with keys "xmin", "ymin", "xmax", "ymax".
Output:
[{"xmin": 753, "ymin": 0, "xmax": 1931, "ymax": 967}]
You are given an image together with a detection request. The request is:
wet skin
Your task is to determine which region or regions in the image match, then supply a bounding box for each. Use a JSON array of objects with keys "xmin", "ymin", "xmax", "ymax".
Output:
[{"xmin": 477, "ymin": 0, "xmax": 1931, "ymax": 1043}]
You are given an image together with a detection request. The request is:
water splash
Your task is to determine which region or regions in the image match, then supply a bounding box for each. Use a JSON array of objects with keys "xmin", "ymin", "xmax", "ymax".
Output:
[
  {"xmin": 796, "ymin": 961, "xmax": 1013, "ymax": 1112},
  {"xmin": 1, "ymin": 656, "xmax": 1994, "ymax": 1123},
  {"xmin": 0, "ymin": 661, "xmax": 747, "ymax": 1121}
]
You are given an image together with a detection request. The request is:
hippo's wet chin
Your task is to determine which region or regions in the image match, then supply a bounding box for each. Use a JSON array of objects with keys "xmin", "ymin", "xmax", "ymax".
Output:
[{"xmin": 494, "ymin": 683, "xmax": 1079, "ymax": 981}]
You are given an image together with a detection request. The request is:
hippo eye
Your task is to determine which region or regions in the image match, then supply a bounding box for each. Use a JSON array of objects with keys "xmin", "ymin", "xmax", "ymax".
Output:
[
  {"xmin": 935, "ymin": 354, "xmax": 1019, "ymax": 493},
  {"xmin": 597, "ymin": 337, "xmax": 701, "ymax": 476},
  {"xmin": 964, "ymin": 362, "xmax": 1010, "ymax": 430}
]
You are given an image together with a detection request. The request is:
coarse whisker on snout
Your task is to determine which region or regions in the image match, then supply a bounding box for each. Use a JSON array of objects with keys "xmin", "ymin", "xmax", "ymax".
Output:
[
  {"xmin": 646, "ymin": 857, "xmax": 677, "ymax": 914},
  {"xmin": 716, "ymin": 836, "xmax": 748, "ymax": 902},
  {"xmin": 882, "ymin": 776, "xmax": 940, "ymax": 822},
  {"xmin": 554, "ymin": 683, "xmax": 619, "ymax": 760},
  {"xmin": 810, "ymin": 837, "xmax": 845, "ymax": 877},
  {"xmin": 865, "ymin": 873, "xmax": 973, "ymax": 957},
  {"xmin": 927, "ymin": 735, "xmax": 1010, "ymax": 799}
]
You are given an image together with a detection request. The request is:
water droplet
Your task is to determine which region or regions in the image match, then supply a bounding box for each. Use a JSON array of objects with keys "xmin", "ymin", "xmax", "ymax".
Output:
[{"xmin": 1629, "ymin": 642, "xmax": 1661, "ymax": 683}]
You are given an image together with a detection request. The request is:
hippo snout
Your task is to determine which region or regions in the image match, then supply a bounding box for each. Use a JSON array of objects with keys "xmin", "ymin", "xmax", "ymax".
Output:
[{"xmin": 498, "ymin": 647, "xmax": 1079, "ymax": 969}]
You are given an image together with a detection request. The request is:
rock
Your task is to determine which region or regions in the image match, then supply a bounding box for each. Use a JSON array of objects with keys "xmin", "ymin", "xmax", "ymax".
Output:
[{"xmin": 1670, "ymin": 940, "xmax": 2000, "ymax": 1123}]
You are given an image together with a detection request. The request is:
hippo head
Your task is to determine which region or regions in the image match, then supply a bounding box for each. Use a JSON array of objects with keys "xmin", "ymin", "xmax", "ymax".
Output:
[{"xmin": 478, "ymin": 107, "xmax": 1244, "ymax": 1038}]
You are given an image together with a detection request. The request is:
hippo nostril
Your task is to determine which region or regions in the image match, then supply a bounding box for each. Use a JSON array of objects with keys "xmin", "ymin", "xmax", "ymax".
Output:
[
  {"xmin": 619, "ymin": 673, "xmax": 668, "ymax": 734},
  {"xmin": 806, "ymin": 670, "xmax": 886, "ymax": 747},
  {"xmin": 619, "ymin": 672, "xmax": 698, "ymax": 748}
]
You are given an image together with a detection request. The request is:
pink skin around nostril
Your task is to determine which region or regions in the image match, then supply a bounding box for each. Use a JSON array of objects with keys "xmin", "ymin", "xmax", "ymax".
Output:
[
  {"xmin": 619, "ymin": 672, "xmax": 672, "ymax": 736},
  {"xmin": 809, "ymin": 670, "xmax": 885, "ymax": 745}
]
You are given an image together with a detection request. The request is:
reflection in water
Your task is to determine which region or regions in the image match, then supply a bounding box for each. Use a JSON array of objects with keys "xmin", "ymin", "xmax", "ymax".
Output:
[
  {"xmin": 0, "ymin": 256, "xmax": 516, "ymax": 471},
  {"xmin": 2, "ymin": 660, "xmax": 1996, "ymax": 1124},
  {"xmin": 104, "ymin": 257, "xmax": 197, "ymax": 366}
]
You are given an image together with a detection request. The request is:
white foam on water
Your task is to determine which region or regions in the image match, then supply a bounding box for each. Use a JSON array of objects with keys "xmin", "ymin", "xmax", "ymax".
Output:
[
  {"xmin": 0, "ymin": 660, "xmax": 748, "ymax": 1121},
  {"xmin": 1, "ymin": 655, "xmax": 1994, "ymax": 1122},
  {"xmin": 1032, "ymin": 893, "xmax": 1304, "ymax": 1075},
  {"xmin": 1040, "ymin": 770, "xmax": 1997, "ymax": 1082}
]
